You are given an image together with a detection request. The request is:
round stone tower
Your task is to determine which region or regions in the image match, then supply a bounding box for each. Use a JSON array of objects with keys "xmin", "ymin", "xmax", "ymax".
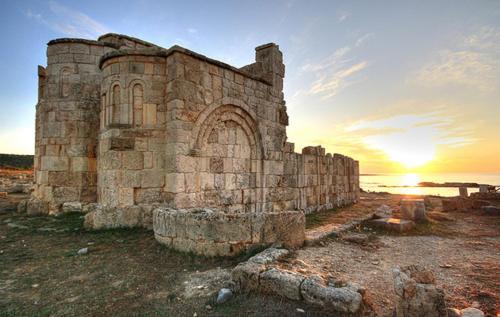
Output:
[{"xmin": 31, "ymin": 39, "xmax": 114, "ymax": 214}]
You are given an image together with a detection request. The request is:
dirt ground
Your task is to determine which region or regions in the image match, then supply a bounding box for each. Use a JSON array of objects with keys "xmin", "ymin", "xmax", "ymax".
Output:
[
  {"xmin": 1, "ymin": 174, "xmax": 498, "ymax": 316},
  {"xmin": 281, "ymin": 193, "xmax": 500, "ymax": 316},
  {"xmin": 0, "ymin": 193, "xmax": 329, "ymax": 317}
]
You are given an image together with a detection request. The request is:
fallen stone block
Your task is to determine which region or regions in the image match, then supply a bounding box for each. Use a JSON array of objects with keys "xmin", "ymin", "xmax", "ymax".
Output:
[
  {"xmin": 62, "ymin": 201, "xmax": 82, "ymax": 213},
  {"xmin": 300, "ymin": 275, "xmax": 363, "ymax": 314},
  {"xmin": 231, "ymin": 261, "xmax": 267, "ymax": 291},
  {"xmin": 259, "ymin": 268, "xmax": 305, "ymax": 300},
  {"xmin": 341, "ymin": 233, "xmax": 369, "ymax": 245},
  {"xmin": 26, "ymin": 198, "xmax": 49, "ymax": 215},
  {"xmin": 370, "ymin": 218, "xmax": 415, "ymax": 232},
  {"xmin": 461, "ymin": 307, "xmax": 485, "ymax": 317},
  {"xmin": 17, "ymin": 199, "xmax": 28, "ymax": 213},
  {"xmin": 481, "ymin": 205, "xmax": 500, "ymax": 215},
  {"xmin": 400, "ymin": 199, "xmax": 426, "ymax": 221},
  {"xmin": 393, "ymin": 265, "xmax": 446, "ymax": 317}
]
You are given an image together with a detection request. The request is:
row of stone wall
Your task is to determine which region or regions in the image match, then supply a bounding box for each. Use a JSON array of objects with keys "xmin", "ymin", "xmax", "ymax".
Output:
[{"xmin": 284, "ymin": 144, "xmax": 359, "ymax": 213}]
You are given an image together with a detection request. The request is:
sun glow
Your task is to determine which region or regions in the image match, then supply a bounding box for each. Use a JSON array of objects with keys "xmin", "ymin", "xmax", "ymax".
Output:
[{"xmin": 402, "ymin": 173, "xmax": 420, "ymax": 187}]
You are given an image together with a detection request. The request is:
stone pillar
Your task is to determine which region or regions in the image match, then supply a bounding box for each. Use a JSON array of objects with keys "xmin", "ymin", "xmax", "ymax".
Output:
[{"xmin": 459, "ymin": 187, "xmax": 468, "ymax": 198}]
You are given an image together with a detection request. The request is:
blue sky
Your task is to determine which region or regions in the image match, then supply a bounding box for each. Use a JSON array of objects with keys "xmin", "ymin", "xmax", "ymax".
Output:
[{"xmin": 0, "ymin": 0, "xmax": 499, "ymax": 172}]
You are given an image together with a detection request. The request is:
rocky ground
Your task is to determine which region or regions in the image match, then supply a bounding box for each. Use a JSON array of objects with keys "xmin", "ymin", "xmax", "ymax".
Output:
[
  {"xmin": 0, "ymin": 169, "xmax": 498, "ymax": 316},
  {"xmin": 280, "ymin": 193, "xmax": 500, "ymax": 316}
]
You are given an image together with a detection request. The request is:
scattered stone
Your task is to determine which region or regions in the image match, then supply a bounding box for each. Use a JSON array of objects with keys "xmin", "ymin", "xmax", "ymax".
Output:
[
  {"xmin": 296, "ymin": 308, "xmax": 305, "ymax": 313},
  {"xmin": 216, "ymin": 288, "xmax": 233, "ymax": 304},
  {"xmin": 205, "ymin": 305, "xmax": 212, "ymax": 310},
  {"xmin": 374, "ymin": 204, "xmax": 392, "ymax": 218},
  {"xmin": 461, "ymin": 307, "xmax": 484, "ymax": 317},
  {"xmin": 393, "ymin": 265, "xmax": 445, "ymax": 317},
  {"xmin": 77, "ymin": 247, "xmax": 88, "ymax": 255},
  {"xmin": 259, "ymin": 268, "xmax": 305, "ymax": 300},
  {"xmin": 193, "ymin": 312, "xmax": 197, "ymax": 317},
  {"xmin": 341, "ymin": 233, "xmax": 369, "ymax": 245},
  {"xmin": 17, "ymin": 199, "xmax": 28, "ymax": 213},
  {"xmin": 370, "ymin": 218, "xmax": 415, "ymax": 232},
  {"xmin": 447, "ymin": 308, "xmax": 461, "ymax": 317},
  {"xmin": 32, "ymin": 284, "xmax": 39, "ymax": 288},
  {"xmin": 400, "ymin": 199, "xmax": 426, "ymax": 221},
  {"xmin": 300, "ymin": 275, "xmax": 363, "ymax": 313},
  {"xmin": 0, "ymin": 192, "xmax": 7, "ymax": 198},
  {"xmin": 62, "ymin": 202, "xmax": 83, "ymax": 213},
  {"xmin": 439, "ymin": 264, "xmax": 452, "ymax": 269}
]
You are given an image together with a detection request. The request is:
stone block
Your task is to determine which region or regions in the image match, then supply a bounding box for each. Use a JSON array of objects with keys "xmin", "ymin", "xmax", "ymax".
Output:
[
  {"xmin": 400, "ymin": 199, "xmax": 426, "ymax": 221},
  {"xmin": 62, "ymin": 201, "xmax": 83, "ymax": 213},
  {"xmin": 481, "ymin": 205, "xmax": 500, "ymax": 215},
  {"xmin": 370, "ymin": 218, "xmax": 415, "ymax": 232},
  {"xmin": 259, "ymin": 268, "xmax": 305, "ymax": 300},
  {"xmin": 141, "ymin": 170, "xmax": 165, "ymax": 188},
  {"xmin": 122, "ymin": 151, "xmax": 143, "ymax": 170},
  {"xmin": 41, "ymin": 156, "xmax": 69, "ymax": 171},
  {"xmin": 300, "ymin": 276, "xmax": 363, "ymax": 313}
]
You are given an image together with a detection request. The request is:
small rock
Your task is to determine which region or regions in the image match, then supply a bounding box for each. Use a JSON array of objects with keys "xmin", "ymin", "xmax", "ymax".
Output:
[
  {"xmin": 471, "ymin": 301, "xmax": 480, "ymax": 309},
  {"xmin": 342, "ymin": 233, "xmax": 369, "ymax": 245},
  {"xmin": 296, "ymin": 308, "xmax": 305, "ymax": 313},
  {"xmin": 205, "ymin": 304, "xmax": 212, "ymax": 310},
  {"xmin": 371, "ymin": 260, "xmax": 379, "ymax": 265},
  {"xmin": 447, "ymin": 308, "xmax": 461, "ymax": 317},
  {"xmin": 193, "ymin": 313, "xmax": 197, "ymax": 317},
  {"xmin": 216, "ymin": 288, "xmax": 233, "ymax": 304},
  {"xmin": 439, "ymin": 264, "xmax": 452, "ymax": 268},
  {"xmin": 77, "ymin": 247, "xmax": 88, "ymax": 255},
  {"xmin": 461, "ymin": 307, "xmax": 484, "ymax": 317},
  {"xmin": 32, "ymin": 284, "xmax": 39, "ymax": 288}
]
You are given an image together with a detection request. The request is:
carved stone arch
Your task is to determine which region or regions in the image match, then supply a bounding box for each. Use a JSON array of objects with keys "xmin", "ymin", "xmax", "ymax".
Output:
[
  {"xmin": 128, "ymin": 79, "xmax": 145, "ymax": 126},
  {"xmin": 191, "ymin": 104, "xmax": 263, "ymax": 160},
  {"xmin": 190, "ymin": 98, "xmax": 262, "ymax": 156},
  {"xmin": 108, "ymin": 81, "xmax": 123, "ymax": 125}
]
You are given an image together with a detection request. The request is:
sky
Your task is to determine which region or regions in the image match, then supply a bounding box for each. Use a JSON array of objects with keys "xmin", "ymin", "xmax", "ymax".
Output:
[{"xmin": 0, "ymin": 0, "xmax": 499, "ymax": 174}]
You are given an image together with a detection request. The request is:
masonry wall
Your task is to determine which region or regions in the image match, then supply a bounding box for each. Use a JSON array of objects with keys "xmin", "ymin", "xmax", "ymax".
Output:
[
  {"xmin": 97, "ymin": 54, "xmax": 167, "ymax": 207},
  {"xmin": 162, "ymin": 44, "xmax": 291, "ymax": 214},
  {"xmin": 33, "ymin": 40, "xmax": 114, "ymax": 213},
  {"xmin": 283, "ymin": 144, "xmax": 359, "ymax": 214}
]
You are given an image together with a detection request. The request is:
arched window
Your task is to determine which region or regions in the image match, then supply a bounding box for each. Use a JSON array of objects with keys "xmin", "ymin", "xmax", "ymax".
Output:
[
  {"xmin": 132, "ymin": 84, "xmax": 143, "ymax": 126},
  {"xmin": 112, "ymin": 84, "xmax": 121, "ymax": 124},
  {"xmin": 60, "ymin": 68, "xmax": 71, "ymax": 97}
]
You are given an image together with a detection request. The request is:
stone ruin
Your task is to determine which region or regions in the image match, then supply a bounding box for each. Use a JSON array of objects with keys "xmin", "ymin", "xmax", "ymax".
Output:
[{"xmin": 25, "ymin": 33, "xmax": 359, "ymax": 255}]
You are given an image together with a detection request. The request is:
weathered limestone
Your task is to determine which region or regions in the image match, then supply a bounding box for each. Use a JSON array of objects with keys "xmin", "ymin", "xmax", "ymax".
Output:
[
  {"xmin": 30, "ymin": 33, "xmax": 360, "ymax": 256},
  {"xmin": 231, "ymin": 248, "xmax": 366, "ymax": 314},
  {"xmin": 400, "ymin": 198, "xmax": 426, "ymax": 221},
  {"xmin": 153, "ymin": 207, "xmax": 305, "ymax": 256},
  {"xmin": 393, "ymin": 265, "xmax": 446, "ymax": 317},
  {"xmin": 370, "ymin": 218, "xmax": 415, "ymax": 232}
]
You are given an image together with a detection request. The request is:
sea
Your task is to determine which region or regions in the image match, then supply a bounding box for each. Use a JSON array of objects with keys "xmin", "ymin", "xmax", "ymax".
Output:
[{"xmin": 360, "ymin": 173, "xmax": 500, "ymax": 197}]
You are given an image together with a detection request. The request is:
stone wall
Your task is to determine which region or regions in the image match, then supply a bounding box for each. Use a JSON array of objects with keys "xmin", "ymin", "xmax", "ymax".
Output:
[
  {"xmin": 30, "ymin": 33, "xmax": 360, "ymax": 255},
  {"xmin": 97, "ymin": 53, "xmax": 167, "ymax": 207},
  {"xmin": 32, "ymin": 39, "xmax": 114, "ymax": 213}
]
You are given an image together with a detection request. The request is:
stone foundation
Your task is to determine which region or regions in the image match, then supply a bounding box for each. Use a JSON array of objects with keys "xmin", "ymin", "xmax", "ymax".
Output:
[{"xmin": 153, "ymin": 207, "xmax": 305, "ymax": 256}]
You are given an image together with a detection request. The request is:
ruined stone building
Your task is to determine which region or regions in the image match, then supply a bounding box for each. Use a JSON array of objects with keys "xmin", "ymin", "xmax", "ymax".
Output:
[{"xmin": 28, "ymin": 33, "xmax": 359, "ymax": 255}]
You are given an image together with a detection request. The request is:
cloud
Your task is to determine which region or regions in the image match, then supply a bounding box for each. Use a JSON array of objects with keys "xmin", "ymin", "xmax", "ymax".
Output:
[
  {"xmin": 337, "ymin": 10, "xmax": 349, "ymax": 23},
  {"xmin": 187, "ymin": 28, "xmax": 198, "ymax": 34},
  {"xmin": 414, "ymin": 26, "xmax": 500, "ymax": 91},
  {"xmin": 300, "ymin": 33, "xmax": 372, "ymax": 100},
  {"xmin": 347, "ymin": 111, "xmax": 475, "ymax": 167},
  {"xmin": 26, "ymin": 1, "xmax": 111, "ymax": 39},
  {"xmin": 309, "ymin": 61, "xmax": 368, "ymax": 99}
]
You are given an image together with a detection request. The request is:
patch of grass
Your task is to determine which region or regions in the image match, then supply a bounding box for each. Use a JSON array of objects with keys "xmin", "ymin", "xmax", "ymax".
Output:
[{"xmin": 305, "ymin": 208, "xmax": 338, "ymax": 229}]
